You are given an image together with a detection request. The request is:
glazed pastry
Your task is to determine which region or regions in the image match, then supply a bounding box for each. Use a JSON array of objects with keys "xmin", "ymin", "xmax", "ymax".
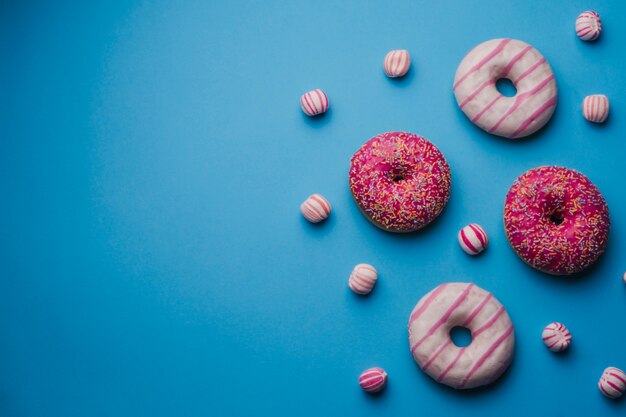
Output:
[
  {"xmin": 503, "ymin": 166, "xmax": 610, "ymax": 275},
  {"xmin": 453, "ymin": 39, "xmax": 557, "ymax": 139},
  {"xmin": 408, "ymin": 283, "xmax": 515, "ymax": 389},
  {"xmin": 349, "ymin": 132, "xmax": 451, "ymax": 233}
]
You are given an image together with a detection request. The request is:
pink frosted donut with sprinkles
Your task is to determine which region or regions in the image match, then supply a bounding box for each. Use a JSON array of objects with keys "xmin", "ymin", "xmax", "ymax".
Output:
[
  {"xmin": 348, "ymin": 263, "xmax": 378, "ymax": 295},
  {"xmin": 542, "ymin": 322, "xmax": 571, "ymax": 352},
  {"xmin": 300, "ymin": 194, "xmax": 332, "ymax": 223},
  {"xmin": 504, "ymin": 166, "xmax": 610, "ymax": 275},
  {"xmin": 599, "ymin": 367, "xmax": 626, "ymax": 399},
  {"xmin": 453, "ymin": 38, "xmax": 557, "ymax": 139},
  {"xmin": 384, "ymin": 49, "xmax": 411, "ymax": 78},
  {"xmin": 359, "ymin": 367, "xmax": 387, "ymax": 393},
  {"xmin": 408, "ymin": 283, "xmax": 515, "ymax": 389},
  {"xmin": 300, "ymin": 89, "xmax": 329, "ymax": 116},
  {"xmin": 576, "ymin": 11, "xmax": 602, "ymax": 41},
  {"xmin": 583, "ymin": 94, "xmax": 609, "ymax": 123},
  {"xmin": 349, "ymin": 132, "xmax": 451, "ymax": 233},
  {"xmin": 458, "ymin": 224, "xmax": 489, "ymax": 255}
]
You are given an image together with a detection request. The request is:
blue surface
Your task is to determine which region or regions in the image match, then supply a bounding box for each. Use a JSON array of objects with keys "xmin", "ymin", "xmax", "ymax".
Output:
[{"xmin": 2, "ymin": 1, "xmax": 625, "ymax": 415}]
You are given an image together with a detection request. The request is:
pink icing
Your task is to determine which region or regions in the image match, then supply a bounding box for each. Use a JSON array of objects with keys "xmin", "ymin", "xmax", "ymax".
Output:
[
  {"xmin": 503, "ymin": 166, "xmax": 610, "ymax": 275},
  {"xmin": 349, "ymin": 132, "xmax": 451, "ymax": 232}
]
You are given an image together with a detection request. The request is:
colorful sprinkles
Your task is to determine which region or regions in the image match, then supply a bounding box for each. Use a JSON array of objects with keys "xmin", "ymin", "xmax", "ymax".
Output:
[
  {"xmin": 349, "ymin": 132, "xmax": 451, "ymax": 233},
  {"xmin": 503, "ymin": 166, "xmax": 610, "ymax": 275}
]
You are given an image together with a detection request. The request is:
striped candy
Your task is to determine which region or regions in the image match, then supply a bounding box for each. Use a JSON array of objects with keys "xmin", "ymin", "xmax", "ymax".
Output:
[
  {"xmin": 583, "ymin": 94, "xmax": 609, "ymax": 123},
  {"xmin": 348, "ymin": 263, "xmax": 378, "ymax": 295},
  {"xmin": 622, "ymin": 271, "xmax": 626, "ymax": 285},
  {"xmin": 358, "ymin": 367, "xmax": 387, "ymax": 393},
  {"xmin": 599, "ymin": 367, "xmax": 626, "ymax": 399},
  {"xmin": 384, "ymin": 50, "xmax": 411, "ymax": 78},
  {"xmin": 458, "ymin": 224, "xmax": 489, "ymax": 255},
  {"xmin": 300, "ymin": 89, "xmax": 329, "ymax": 116},
  {"xmin": 300, "ymin": 194, "xmax": 332, "ymax": 223},
  {"xmin": 542, "ymin": 322, "xmax": 571, "ymax": 352},
  {"xmin": 576, "ymin": 11, "xmax": 602, "ymax": 41}
]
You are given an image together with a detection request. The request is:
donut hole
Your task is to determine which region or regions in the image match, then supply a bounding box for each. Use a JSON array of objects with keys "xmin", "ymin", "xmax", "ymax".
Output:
[
  {"xmin": 496, "ymin": 78, "xmax": 517, "ymax": 97},
  {"xmin": 388, "ymin": 168, "xmax": 408, "ymax": 183},
  {"xmin": 548, "ymin": 211, "xmax": 564, "ymax": 225},
  {"xmin": 450, "ymin": 326, "xmax": 472, "ymax": 347}
]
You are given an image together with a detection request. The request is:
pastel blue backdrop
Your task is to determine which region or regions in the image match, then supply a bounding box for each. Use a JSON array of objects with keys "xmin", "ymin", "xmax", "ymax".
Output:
[{"xmin": 1, "ymin": 1, "xmax": 625, "ymax": 416}]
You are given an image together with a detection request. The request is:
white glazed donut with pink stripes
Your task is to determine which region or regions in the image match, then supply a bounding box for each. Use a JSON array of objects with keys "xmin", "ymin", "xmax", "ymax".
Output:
[
  {"xmin": 598, "ymin": 367, "xmax": 626, "ymax": 399},
  {"xmin": 458, "ymin": 224, "xmax": 488, "ymax": 255},
  {"xmin": 454, "ymin": 38, "xmax": 557, "ymax": 139},
  {"xmin": 542, "ymin": 322, "xmax": 571, "ymax": 352},
  {"xmin": 583, "ymin": 94, "xmax": 609, "ymax": 123},
  {"xmin": 300, "ymin": 194, "xmax": 331, "ymax": 223},
  {"xmin": 408, "ymin": 283, "xmax": 515, "ymax": 389},
  {"xmin": 384, "ymin": 50, "xmax": 411, "ymax": 78},
  {"xmin": 300, "ymin": 89, "xmax": 329, "ymax": 116},
  {"xmin": 348, "ymin": 263, "xmax": 378, "ymax": 295},
  {"xmin": 576, "ymin": 11, "xmax": 602, "ymax": 41}
]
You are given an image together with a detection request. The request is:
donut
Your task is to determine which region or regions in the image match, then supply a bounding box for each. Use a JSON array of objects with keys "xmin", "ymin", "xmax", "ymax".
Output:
[
  {"xmin": 300, "ymin": 89, "xmax": 329, "ymax": 116},
  {"xmin": 349, "ymin": 132, "xmax": 451, "ymax": 233},
  {"xmin": 458, "ymin": 224, "xmax": 489, "ymax": 255},
  {"xmin": 384, "ymin": 50, "xmax": 411, "ymax": 78},
  {"xmin": 348, "ymin": 263, "xmax": 378, "ymax": 295},
  {"xmin": 504, "ymin": 166, "xmax": 610, "ymax": 275},
  {"xmin": 599, "ymin": 367, "xmax": 626, "ymax": 399},
  {"xmin": 358, "ymin": 367, "xmax": 387, "ymax": 393},
  {"xmin": 453, "ymin": 38, "xmax": 557, "ymax": 139},
  {"xmin": 576, "ymin": 11, "xmax": 602, "ymax": 41},
  {"xmin": 408, "ymin": 283, "xmax": 515, "ymax": 389},
  {"xmin": 300, "ymin": 194, "xmax": 332, "ymax": 223},
  {"xmin": 542, "ymin": 322, "xmax": 571, "ymax": 352},
  {"xmin": 583, "ymin": 94, "xmax": 609, "ymax": 123}
]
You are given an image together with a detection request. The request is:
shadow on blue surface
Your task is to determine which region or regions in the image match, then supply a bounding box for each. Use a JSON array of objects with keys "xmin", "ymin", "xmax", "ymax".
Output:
[{"xmin": 383, "ymin": 65, "xmax": 416, "ymax": 88}]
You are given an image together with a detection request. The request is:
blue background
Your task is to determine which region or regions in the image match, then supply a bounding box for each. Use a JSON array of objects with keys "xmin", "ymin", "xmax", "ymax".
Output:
[{"xmin": 2, "ymin": 0, "xmax": 625, "ymax": 415}]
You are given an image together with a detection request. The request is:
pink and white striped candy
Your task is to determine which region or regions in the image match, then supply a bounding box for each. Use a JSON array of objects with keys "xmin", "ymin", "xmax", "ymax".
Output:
[
  {"xmin": 598, "ymin": 367, "xmax": 626, "ymax": 399},
  {"xmin": 576, "ymin": 11, "xmax": 602, "ymax": 41},
  {"xmin": 458, "ymin": 224, "xmax": 489, "ymax": 255},
  {"xmin": 300, "ymin": 89, "xmax": 329, "ymax": 116},
  {"xmin": 300, "ymin": 194, "xmax": 332, "ymax": 223},
  {"xmin": 348, "ymin": 263, "xmax": 378, "ymax": 295},
  {"xmin": 583, "ymin": 94, "xmax": 609, "ymax": 123},
  {"xmin": 384, "ymin": 50, "xmax": 411, "ymax": 78},
  {"xmin": 542, "ymin": 322, "xmax": 572, "ymax": 352},
  {"xmin": 358, "ymin": 367, "xmax": 387, "ymax": 393}
]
